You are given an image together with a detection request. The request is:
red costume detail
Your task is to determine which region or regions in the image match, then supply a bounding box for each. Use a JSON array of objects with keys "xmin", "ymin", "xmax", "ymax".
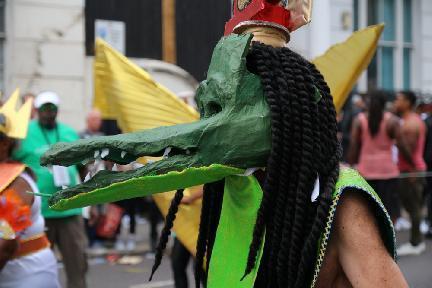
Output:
[
  {"xmin": 225, "ymin": 0, "xmax": 293, "ymax": 35},
  {"xmin": 0, "ymin": 193, "xmax": 32, "ymax": 233}
]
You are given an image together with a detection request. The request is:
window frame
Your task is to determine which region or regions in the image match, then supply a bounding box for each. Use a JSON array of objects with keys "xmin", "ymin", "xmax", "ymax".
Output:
[
  {"xmin": 0, "ymin": 0, "xmax": 5, "ymax": 93},
  {"xmin": 357, "ymin": 0, "xmax": 414, "ymax": 91}
]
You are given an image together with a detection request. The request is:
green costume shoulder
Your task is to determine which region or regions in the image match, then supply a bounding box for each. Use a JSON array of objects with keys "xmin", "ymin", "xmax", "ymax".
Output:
[{"xmin": 310, "ymin": 167, "xmax": 396, "ymax": 287}]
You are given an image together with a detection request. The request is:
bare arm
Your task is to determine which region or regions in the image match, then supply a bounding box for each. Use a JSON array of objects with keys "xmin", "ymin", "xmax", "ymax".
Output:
[
  {"xmin": 334, "ymin": 191, "xmax": 408, "ymax": 288},
  {"xmin": 8, "ymin": 177, "xmax": 34, "ymax": 207},
  {"xmin": 387, "ymin": 116, "xmax": 415, "ymax": 167},
  {"xmin": 347, "ymin": 117, "xmax": 362, "ymax": 166},
  {"xmin": 181, "ymin": 186, "xmax": 204, "ymax": 205},
  {"xmin": 399, "ymin": 117, "xmax": 420, "ymax": 171}
]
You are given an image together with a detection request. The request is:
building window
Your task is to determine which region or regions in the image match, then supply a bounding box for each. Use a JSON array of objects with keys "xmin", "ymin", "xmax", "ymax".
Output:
[
  {"xmin": 360, "ymin": 0, "xmax": 413, "ymax": 91},
  {"xmin": 353, "ymin": 0, "xmax": 359, "ymax": 31},
  {"xmin": 0, "ymin": 0, "xmax": 5, "ymax": 93},
  {"xmin": 402, "ymin": 0, "xmax": 412, "ymax": 90}
]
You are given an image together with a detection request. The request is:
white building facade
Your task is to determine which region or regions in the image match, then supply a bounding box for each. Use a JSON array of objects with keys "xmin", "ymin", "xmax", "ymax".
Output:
[
  {"xmin": 1, "ymin": 0, "xmax": 431, "ymax": 129},
  {"xmin": 1, "ymin": 0, "xmax": 88, "ymax": 129}
]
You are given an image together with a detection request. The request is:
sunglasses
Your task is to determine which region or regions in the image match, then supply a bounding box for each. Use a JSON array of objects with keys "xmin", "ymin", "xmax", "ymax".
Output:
[{"xmin": 39, "ymin": 104, "xmax": 58, "ymax": 112}]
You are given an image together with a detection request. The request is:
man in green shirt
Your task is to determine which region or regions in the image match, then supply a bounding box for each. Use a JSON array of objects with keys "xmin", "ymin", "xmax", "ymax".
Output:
[{"xmin": 13, "ymin": 91, "xmax": 88, "ymax": 288}]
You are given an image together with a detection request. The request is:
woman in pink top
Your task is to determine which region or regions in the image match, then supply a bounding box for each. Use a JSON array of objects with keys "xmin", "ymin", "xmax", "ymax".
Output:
[{"xmin": 348, "ymin": 90, "xmax": 412, "ymax": 222}]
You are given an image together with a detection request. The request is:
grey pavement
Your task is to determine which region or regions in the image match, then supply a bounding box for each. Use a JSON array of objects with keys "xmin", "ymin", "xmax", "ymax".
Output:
[
  {"xmin": 397, "ymin": 231, "xmax": 432, "ymax": 288},
  {"xmin": 59, "ymin": 221, "xmax": 432, "ymax": 288},
  {"xmin": 60, "ymin": 219, "xmax": 184, "ymax": 288}
]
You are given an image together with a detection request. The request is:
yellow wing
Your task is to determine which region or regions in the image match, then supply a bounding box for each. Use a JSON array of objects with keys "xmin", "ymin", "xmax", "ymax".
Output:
[
  {"xmin": 93, "ymin": 38, "xmax": 199, "ymax": 130},
  {"xmin": 94, "ymin": 38, "xmax": 200, "ymax": 255},
  {"xmin": 312, "ymin": 24, "xmax": 384, "ymax": 113}
]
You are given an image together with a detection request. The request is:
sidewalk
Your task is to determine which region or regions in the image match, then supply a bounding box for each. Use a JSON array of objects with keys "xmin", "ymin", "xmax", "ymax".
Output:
[
  {"xmin": 86, "ymin": 216, "xmax": 158, "ymax": 258},
  {"xmin": 86, "ymin": 241, "xmax": 151, "ymax": 259},
  {"xmin": 397, "ymin": 230, "xmax": 432, "ymax": 288}
]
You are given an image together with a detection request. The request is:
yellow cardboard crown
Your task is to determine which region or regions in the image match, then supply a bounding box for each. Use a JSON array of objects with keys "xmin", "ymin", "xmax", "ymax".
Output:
[{"xmin": 0, "ymin": 89, "xmax": 32, "ymax": 139}]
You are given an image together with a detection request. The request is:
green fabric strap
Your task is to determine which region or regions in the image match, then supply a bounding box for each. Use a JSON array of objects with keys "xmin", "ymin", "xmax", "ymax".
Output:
[
  {"xmin": 332, "ymin": 167, "xmax": 396, "ymax": 258},
  {"xmin": 310, "ymin": 167, "xmax": 396, "ymax": 287},
  {"xmin": 208, "ymin": 175, "xmax": 264, "ymax": 288}
]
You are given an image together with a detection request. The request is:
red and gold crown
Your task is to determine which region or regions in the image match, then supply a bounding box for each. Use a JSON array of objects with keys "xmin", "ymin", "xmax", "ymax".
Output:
[{"xmin": 225, "ymin": 0, "xmax": 312, "ymax": 40}]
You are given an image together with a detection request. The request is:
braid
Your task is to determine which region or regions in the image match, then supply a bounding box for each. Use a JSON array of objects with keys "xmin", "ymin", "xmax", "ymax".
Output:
[
  {"xmin": 149, "ymin": 189, "xmax": 184, "ymax": 281},
  {"xmin": 278, "ymin": 50, "xmax": 318, "ymax": 287},
  {"xmin": 295, "ymin": 149, "xmax": 341, "ymax": 287},
  {"xmin": 294, "ymin": 61, "xmax": 342, "ymax": 287},
  {"xmin": 195, "ymin": 180, "xmax": 225, "ymax": 288},
  {"xmin": 195, "ymin": 184, "xmax": 213, "ymax": 288},
  {"xmin": 205, "ymin": 182, "xmax": 225, "ymax": 271},
  {"xmin": 243, "ymin": 43, "xmax": 340, "ymax": 288},
  {"xmin": 267, "ymin": 47, "xmax": 296, "ymax": 287},
  {"xmin": 242, "ymin": 44, "xmax": 284, "ymax": 280}
]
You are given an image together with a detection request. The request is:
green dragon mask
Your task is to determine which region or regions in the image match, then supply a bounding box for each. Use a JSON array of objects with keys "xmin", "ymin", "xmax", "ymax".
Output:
[{"xmin": 41, "ymin": 34, "xmax": 269, "ymax": 210}]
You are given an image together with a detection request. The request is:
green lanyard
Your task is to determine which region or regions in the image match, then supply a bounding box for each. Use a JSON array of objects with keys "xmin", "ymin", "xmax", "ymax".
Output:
[{"xmin": 39, "ymin": 124, "xmax": 60, "ymax": 145}]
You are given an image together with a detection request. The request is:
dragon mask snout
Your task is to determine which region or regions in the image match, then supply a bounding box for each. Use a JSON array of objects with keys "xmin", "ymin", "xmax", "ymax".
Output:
[{"xmin": 41, "ymin": 34, "xmax": 271, "ymax": 210}]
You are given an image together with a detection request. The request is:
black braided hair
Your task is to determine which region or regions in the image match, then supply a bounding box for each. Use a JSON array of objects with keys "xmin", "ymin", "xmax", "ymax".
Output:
[
  {"xmin": 241, "ymin": 44, "xmax": 284, "ymax": 286},
  {"xmin": 194, "ymin": 180, "xmax": 225, "ymax": 288},
  {"xmin": 149, "ymin": 189, "xmax": 184, "ymax": 281},
  {"xmin": 204, "ymin": 181, "xmax": 225, "ymax": 271},
  {"xmin": 194, "ymin": 42, "xmax": 341, "ymax": 288},
  {"xmin": 194, "ymin": 184, "xmax": 212, "ymax": 287}
]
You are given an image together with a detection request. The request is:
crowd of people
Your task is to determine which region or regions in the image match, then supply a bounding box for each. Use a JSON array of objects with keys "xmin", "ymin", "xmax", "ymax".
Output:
[
  {"xmin": 343, "ymin": 90, "xmax": 432, "ymax": 256},
  {"xmin": 1, "ymin": 88, "xmax": 431, "ymax": 287}
]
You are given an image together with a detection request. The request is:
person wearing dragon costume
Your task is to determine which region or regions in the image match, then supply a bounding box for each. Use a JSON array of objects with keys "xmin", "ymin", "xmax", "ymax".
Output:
[{"xmin": 41, "ymin": 1, "xmax": 408, "ymax": 287}]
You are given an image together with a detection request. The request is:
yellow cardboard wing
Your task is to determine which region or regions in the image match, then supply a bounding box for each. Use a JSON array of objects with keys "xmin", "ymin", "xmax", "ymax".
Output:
[
  {"xmin": 312, "ymin": 24, "xmax": 384, "ymax": 113},
  {"xmin": 94, "ymin": 38, "xmax": 200, "ymax": 255},
  {"xmin": 93, "ymin": 38, "xmax": 199, "ymax": 131}
]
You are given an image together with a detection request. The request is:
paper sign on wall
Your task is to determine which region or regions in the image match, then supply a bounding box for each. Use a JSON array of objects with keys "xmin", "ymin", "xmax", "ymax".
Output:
[{"xmin": 95, "ymin": 19, "xmax": 126, "ymax": 55}]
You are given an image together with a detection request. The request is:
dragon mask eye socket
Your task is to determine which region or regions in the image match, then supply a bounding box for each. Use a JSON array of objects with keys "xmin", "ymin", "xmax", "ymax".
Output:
[
  {"xmin": 196, "ymin": 81, "xmax": 224, "ymax": 119},
  {"xmin": 205, "ymin": 101, "xmax": 223, "ymax": 117},
  {"xmin": 198, "ymin": 99, "xmax": 223, "ymax": 119}
]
